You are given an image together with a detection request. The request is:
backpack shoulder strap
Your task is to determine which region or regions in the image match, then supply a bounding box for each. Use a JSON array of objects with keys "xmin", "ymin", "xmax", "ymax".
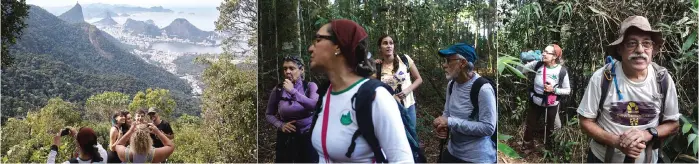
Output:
[
  {"xmin": 558, "ymin": 66, "xmax": 567, "ymax": 87},
  {"xmin": 347, "ymin": 79, "xmax": 389, "ymax": 163},
  {"xmin": 599, "ymin": 63, "xmax": 614, "ymax": 163},
  {"xmin": 275, "ymin": 84, "xmax": 283, "ymax": 100},
  {"xmin": 400, "ymin": 54, "xmax": 410, "ymax": 72},
  {"xmin": 376, "ymin": 63, "xmax": 383, "ymax": 80},
  {"xmin": 646, "ymin": 62, "xmax": 670, "ymax": 153},
  {"xmin": 529, "ymin": 61, "xmax": 545, "ymax": 93},
  {"xmin": 303, "ymin": 81, "xmax": 310, "ymax": 97},
  {"xmin": 598, "ymin": 63, "xmax": 614, "ymax": 116},
  {"xmin": 469, "ymin": 77, "xmax": 489, "ymax": 119},
  {"xmin": 652, "ymin": 63, "xmax": 669, "ymax": 120},
  {"xmin": 534, "ymin": 61, "xmax": 545, "ymax": 71},
  {"xmin": 310, "ymin": 81, "xmax": 330, "ymax": 134}
]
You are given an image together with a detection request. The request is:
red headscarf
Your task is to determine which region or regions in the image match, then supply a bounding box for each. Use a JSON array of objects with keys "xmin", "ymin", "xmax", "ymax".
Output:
[
  {"xmin": 330, "ymin": 19, "xmax": 368, "ymax": 67},
  {"xmin": 551, "ymin": 44, "xmax": 562, "ymax": 58}
]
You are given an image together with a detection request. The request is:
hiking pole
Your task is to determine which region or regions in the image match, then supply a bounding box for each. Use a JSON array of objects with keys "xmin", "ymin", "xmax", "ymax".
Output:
[{"xmin": 544, "ymin": 108, "xmax": 548, "ymax": 145}]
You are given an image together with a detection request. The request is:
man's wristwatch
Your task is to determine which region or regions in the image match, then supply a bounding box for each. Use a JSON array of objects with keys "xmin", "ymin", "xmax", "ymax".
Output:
[{"xmin": 647, "ymin": 127, "xmax": 659, "ymax": 149}]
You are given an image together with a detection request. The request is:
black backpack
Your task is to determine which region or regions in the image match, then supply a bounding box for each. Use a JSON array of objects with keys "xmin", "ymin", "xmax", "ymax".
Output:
[
  {"xmin": 448, "ymin": 76, "xmax": 498, "ymax": 146},
  {"xmin": 310, "ymin": 79, "xmax": 427, "ymax": 163}
]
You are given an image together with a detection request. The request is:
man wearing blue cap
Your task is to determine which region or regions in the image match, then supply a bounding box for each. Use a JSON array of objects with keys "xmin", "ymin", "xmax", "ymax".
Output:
[{"xmin": 432, "ymin": 43, "xmax": 497, "ymax": 163}]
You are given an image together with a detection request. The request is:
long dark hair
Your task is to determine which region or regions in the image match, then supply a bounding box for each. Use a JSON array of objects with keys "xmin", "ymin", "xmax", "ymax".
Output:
[
  {"xmin": 120, "ymin": 111, "xmax": 130, "ymax": 134},
  {"xmin": 327, "ymin": 24, "xmax": 375, "ymax": 77},
  {"xmin": 77, "ymin": 128, "xmax": 103, "ymax": 162},
  {"xmin": 377, "ymin": 35, "xmax": 399, "ymax": 74}
]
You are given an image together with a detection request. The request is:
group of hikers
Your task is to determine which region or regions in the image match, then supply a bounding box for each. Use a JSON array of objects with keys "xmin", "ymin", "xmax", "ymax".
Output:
[
  {"xmin": 47, "ymin": 107, "xmax": 176, "ymax": 163},
  {"xmin": 266, "ymin": 15, "xmax": 682, "ymax": 163},
  {"xmin": 265, "ymin": 19, "xmax": 498, "ymax": 163},
  {"xmin": 517, "ymin": 15, "xmax": 681, "ymax": 163}
]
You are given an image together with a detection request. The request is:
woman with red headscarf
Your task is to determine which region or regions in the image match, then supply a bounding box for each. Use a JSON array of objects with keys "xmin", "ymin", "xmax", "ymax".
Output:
[
  {"xmin": 47, "ymin": 127, "xmax": 108, "ymax": 163},
  {"xmin": 519, "ymin": 44, "xmax": 571, "ymax": 150},
  {"xmin": 307, "ymin": 19, "xmax": 413, "ymax": 163}
]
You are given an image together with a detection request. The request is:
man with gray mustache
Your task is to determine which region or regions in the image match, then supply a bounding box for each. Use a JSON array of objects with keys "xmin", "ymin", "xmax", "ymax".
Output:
[{"xmin": 577, "ymin": 16, "xmax": 680, "ymax": 163}]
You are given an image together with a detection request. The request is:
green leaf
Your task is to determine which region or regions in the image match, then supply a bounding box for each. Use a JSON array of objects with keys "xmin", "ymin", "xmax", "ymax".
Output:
[
  {"xmin": 695, "ymin": 135, "xmax": 699, "ymax": 155},
  {"xmin": 506, "ymin": 64, "xmax": 527, "ymax": 79},
  {"xmin": 682, "ymin": 31, "xmax": 697, "ymax": 52},
  {"xmin": 683, "ymin": 123, "xmax": 693, "ymax": 134},
  {"xmin": 498, "ymin": 133, "xmax": 513, "ymax": 141},
  {"xmin": 498, "ymin": 142, "xmax": 522, "ymax": 159},
  {"xmin": 688, "ymin": 133, "xmax": 697, "ymax": 147}
]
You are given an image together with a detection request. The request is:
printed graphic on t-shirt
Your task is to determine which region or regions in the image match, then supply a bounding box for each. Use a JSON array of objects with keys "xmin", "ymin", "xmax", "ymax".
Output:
[
  {"xmin": 395, "ymin": 70, "xmax": 407, "ymax": 82},
  {"xmin": 340, "ymin": 109, "xmax": 353, "ymax": 125},
  {"xmin": 536, "ymin": 70, "xmax": 558, "ymax": 80},
  {"xmin": 608, "ymin": 101, "xmax": 657, "ymax": 126},
  {"xmin": 339, "ymin": 109, "xmax": 356, "ymax": 126}
]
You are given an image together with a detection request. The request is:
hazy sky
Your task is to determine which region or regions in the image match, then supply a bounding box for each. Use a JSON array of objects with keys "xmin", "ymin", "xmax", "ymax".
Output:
[{"xmin": 27, "ymin": 0, "xmax": 223, "ymax": 8}]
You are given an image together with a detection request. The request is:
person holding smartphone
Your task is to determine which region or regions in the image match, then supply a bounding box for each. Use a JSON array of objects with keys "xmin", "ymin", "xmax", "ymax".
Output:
[{"xmin": 47, "ymin": 127, "xmax": 108, "ymax": 163}]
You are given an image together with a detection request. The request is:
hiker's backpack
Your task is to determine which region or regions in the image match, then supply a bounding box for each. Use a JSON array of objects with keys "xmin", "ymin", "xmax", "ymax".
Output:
[
  {"xmin": 528, "ymin": 61, "xmax": 569, "ymax": 104},
  {"xmin": 596, "ymin": 60, "xmax": 670, "ymax": 163},
  {"xmin": 309, "ymin": 79, "xmax": 426, "ymax": 163},
  {"xmin": 350, "ymin": 79, "xmax": 426, "ymax": 163},
  {"xmin": 448, "ymin": 76, "xmax": 498, "ymax": 145},
  {"xmin": 520, "ymin": 50, "xmax": 542, "ymax": 63}
]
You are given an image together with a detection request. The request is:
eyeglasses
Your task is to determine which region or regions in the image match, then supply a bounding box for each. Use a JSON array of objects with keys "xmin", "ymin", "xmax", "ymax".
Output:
[
  {"xmin": 624, "ymin": 40, "xmax": 655, "ymax": 49},
  {"xmin": 442, "ymin": 58, "xmax": 462, "ymax": 65},
  {"xmin": 312, "ymin": 34, "xmax": 335, "ymax": 45},
  {"xmin": 542, "ymin": 51, "xmax": 555, "ymax": 56}
]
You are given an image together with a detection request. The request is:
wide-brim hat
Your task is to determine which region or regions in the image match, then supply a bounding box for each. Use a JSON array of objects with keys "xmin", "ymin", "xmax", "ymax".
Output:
[{"xmin": 606, "ymin": 16, "xmax": 664, "ymax": 58}]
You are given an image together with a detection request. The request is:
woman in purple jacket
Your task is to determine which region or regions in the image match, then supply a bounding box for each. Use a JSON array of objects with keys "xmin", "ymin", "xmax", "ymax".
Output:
[{"xmin": 266, "ymin": 56, "xmax": 319, "ymax": 163}]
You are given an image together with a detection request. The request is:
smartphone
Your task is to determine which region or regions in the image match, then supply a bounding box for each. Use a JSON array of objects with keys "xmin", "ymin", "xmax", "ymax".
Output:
[{"xmin": 60, "ymin": 128, "xmax": 70, "ymax": 136}]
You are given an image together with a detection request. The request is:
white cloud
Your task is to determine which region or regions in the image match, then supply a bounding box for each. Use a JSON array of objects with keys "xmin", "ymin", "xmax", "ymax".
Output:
[{"xmin": 27, "ymin": 0, "xmax": 223, "ymax": 8}]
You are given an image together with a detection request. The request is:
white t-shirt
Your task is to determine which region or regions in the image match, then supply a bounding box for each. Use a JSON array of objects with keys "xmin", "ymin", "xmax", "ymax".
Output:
[
  {"xmin": 577, "ymin": 62, "xmax": 680, "ymax": 163},
  {"xmin": 311, "ymin": 78, "xmax": 413, "ymax": 163},
  {"xmin": 379, "ymin": 55, "xmax": 416, "ymax": 107},
  {"xmin": 522, "ymin": 61, "xmax": 571, "ymax": 106}
]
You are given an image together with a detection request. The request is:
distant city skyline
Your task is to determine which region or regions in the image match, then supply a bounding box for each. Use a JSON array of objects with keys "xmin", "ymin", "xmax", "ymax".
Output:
[{"xmin": 27, "ymin": 0, "xmax": 222, "ymax": 8}]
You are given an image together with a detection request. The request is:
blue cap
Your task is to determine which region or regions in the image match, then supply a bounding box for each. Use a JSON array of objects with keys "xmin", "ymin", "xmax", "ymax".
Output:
[{"xmin": 438, "ymin": 43, "xmax": 477, "ymax": 63}]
